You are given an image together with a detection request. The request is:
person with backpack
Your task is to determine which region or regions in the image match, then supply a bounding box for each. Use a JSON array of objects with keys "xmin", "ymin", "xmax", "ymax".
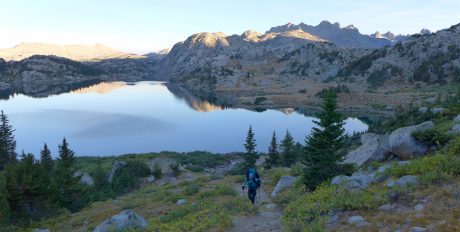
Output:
[{"xmin": 242, "ymin": 168, "xmax": 261, "ymax": 205}]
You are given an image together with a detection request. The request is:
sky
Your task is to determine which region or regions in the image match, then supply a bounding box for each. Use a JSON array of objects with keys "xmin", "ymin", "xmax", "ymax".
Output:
[{"xmin": 0, "ymin": 0, "xmax": 459, "ymax": 54}]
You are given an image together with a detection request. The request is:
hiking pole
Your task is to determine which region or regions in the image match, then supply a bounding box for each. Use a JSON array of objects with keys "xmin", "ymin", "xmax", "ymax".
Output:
[{"xmin": 258, "ymin": 188, "xmax": 261, "ymax": 206}]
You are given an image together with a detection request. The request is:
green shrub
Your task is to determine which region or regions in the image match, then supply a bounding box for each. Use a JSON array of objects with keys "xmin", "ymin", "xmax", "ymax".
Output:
[
  {"xmin": 289, "ymin": 163, "xmax": 303, "ymax": 177},
  {"xmin": 153, "ymin": 164, "xmax": 162, "ymax": 179},
  {"xmin": 271, "ymin": 168, "xmax": 289, "ymax": 185},
  {"xmin": 282, "ymin": 184, "xmax": 387, "ymax": 231},
  {"xmin": 184, "ymin": 184, "xmax": 199, "ymax": 196},
  {"xmin": 170, "ymin": 162, "xmax": 180, "ymax": 177},
  {"xmin": 384, "ymin": 153, "xmax": 460, "ymax": 185},
  {"xmin": 111, "ymin": 160, "xmax": 150, "ymax": 194},
  {"xmin": 412, "ymin": 128, "xmax": 451, "ymax": 146}
]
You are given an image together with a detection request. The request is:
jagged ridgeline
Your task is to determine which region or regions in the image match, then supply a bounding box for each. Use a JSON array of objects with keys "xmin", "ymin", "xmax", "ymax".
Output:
[{"xmin": 0, "ymin": 21, "xmax": 459, "ymax": 99}]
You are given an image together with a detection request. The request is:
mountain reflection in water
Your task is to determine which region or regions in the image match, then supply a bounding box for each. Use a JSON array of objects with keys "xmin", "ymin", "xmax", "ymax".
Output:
[{"xmin": 0, "ymin": 81, "xmax": 368, "ymax": 156}]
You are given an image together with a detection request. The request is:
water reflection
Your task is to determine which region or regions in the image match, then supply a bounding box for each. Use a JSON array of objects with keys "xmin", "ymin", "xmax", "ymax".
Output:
[{"xmin": 0, "ymin": 81, "xmax": 369, "ymax": 156}]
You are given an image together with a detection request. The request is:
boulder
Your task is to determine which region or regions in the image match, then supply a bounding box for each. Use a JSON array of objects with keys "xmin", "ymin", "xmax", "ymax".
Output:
[
  {"xmin": 378, "ymin": 204, "xmax": 393, "ymax": 212},
  {"xmin": 395, "ymin": 175, "xmax": 418, "ymax": 187},
  {"xmin": 176, "ymin": 199, "xmax": 187, "ymax": 205},
  {"xmin": 331, "ymin": 172, "xmax": 375, "ymax": 190},
  {"xmin": 256, "ymin": 156, "xmax": 267, "ymax": 166},
  {"xmin": 424, "ymin": 97, "xmax": 436, "ymax": 104},
  {"xmin": 32, "ymin": 229, "xmax": 50, "ymax": 232},
  {"xmin": 344, "ymin": 133, "xmax": 391, "ymax": 167},
  {"xmin": 414, "ymin": 204, "xmax": 424, "ymax": 211},
  {"xmin": 73, "ymin": 170, "xmax": 95, "ymax": 186},
  {"xmin": 430, "ymin": 107, "xmax": 445, "ymax": 114},
  {"xmin": 418, "ymin": 107, "xmax": 428, "ymax": 114},
  {"xmin": 454, "ymin": 115, "xmax": 460, "ymax": 123},
  {"xmin": 356, "ymin": 221, "xmax": 371, "ymax": 228},
  {"xmin": 148, "ymin": 158, "xmax": 179, "ymax": 176},
  {"xmin": 271, "ymin": 176, "xmax": 298, "ymax": 197},
  {"xmin": 108, "ymin": 161, "xmax": 126, "ymax": 183},
  {"xmin": 146, "ymin": 175, "xmax": 156, "ymax": 183},
  {"xmin": 93, "ymin": 209, "xmax": 148, "ymax": 232},
  {"xmin": 389, "ymin": 121, "xmax": 434, "ymax": 159},
  {"xmin": 447, "ymin": 124, "xmax": 460, "ymax": 135},
  {"xmin": 410, "ymin": 227, "xmax": 427, "ymax": 232},
  {"xmin": 347, "ymin": 215, "xmax": 364, "ymax": 225}
]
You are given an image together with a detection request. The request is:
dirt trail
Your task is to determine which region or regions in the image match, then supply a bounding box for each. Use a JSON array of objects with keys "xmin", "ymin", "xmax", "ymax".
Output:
[{"xmin": 228, "ymin": 184, "xmax": 282, "ymax": 232}]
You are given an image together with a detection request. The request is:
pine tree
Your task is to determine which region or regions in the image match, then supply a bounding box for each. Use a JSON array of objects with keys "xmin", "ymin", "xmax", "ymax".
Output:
[
  {"xmin": 4, "ymin": 152, "xmax": 54, "ymax": 221},
  {"xmin": 40, "ymin": 143, "xmax": 53, "ymax": 171},
  {"xmin": 54, "ymin": 138, "xmax": 81, "ymax": 211},
  {"xmin": 265, "ymin": 131, "xmax": 279, "ymax": 169},
  {"xmin": 0, "ymin": 111, "xmax": 16, "ymax": 170},
  {"xmin": 302, "ymin": 90, "xmax": 353, "ymax": 190},
  {"xmin": 0, "ymin": 173, "xmax": 9, "ymax": 224},
  {"xmin": 281, "ymin": 130, "xmax": 295, "ymax": 166},
  {"xmin": 244, "ymin": 125, "xmax": 258, "ymax": 168}
]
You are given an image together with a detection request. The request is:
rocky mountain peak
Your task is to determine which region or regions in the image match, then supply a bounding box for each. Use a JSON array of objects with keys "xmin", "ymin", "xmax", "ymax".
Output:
[
  {"xmin": 241, "ymin": 30, "xmax": 262, "ymax": 42},
  {"xmin": 185, "ymin": 32, "xmax": 230, "ymax": 48},
  {"xmin": 419, "ymin": 28, "xmax": 432, "ymax": 35},
  {"xmin": 344, "ymin": 24, "xmax": 359, "ymax": 31}
]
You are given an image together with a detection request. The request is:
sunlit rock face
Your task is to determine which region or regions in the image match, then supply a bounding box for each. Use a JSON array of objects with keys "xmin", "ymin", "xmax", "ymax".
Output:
[{"xmin": 72, "ymin": 82, "xmax": 126, "ymax": 94}]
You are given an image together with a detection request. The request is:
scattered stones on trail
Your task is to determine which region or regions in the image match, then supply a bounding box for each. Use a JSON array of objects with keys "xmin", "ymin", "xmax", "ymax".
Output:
[
  {"xmin": 147, "ymin": 158, "xmax": 180, "ymax": 177},
  {"xmin": 344, "ymin": 133, "xmax": 391, "ymax": 167},
  {"xmin": 389, "ymin": 121, "xmax": 434, "ymax": 159},
  {"xmin": 176, "ymin": 199, "xmax": 187, "ymax": 205},
  {"xmin": 347, "ymin": 215, "xmax": 364, "ymax": 225},
  {"xmin": 73, "ymin": 170, "xmax": 95, "ymax": 186},
  {"xmin": 93, "ymin": 209, "xmax": 148, "ymax": 232},
  {"xmin": 108, "ymin": 161, "xmax": 126, "ymax": 183},
  {"xmin": 271, "ymin": 175, "xmax": 298, "ymax": 197}
]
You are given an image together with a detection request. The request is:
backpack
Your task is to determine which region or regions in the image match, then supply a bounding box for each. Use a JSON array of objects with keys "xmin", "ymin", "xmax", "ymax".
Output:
[{"xmin": 246, "ymin": 168, "xmax": 261, "ymax": 187}]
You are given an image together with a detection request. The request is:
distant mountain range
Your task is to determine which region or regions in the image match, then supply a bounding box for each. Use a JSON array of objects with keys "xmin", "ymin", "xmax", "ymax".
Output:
[
  {"xmin": 0, "ymin": 43, "xmax": 143, "ymax": 61},
  {"xmin": 1, "ymin": 21, "xmax": 459, "ymax": 99}
]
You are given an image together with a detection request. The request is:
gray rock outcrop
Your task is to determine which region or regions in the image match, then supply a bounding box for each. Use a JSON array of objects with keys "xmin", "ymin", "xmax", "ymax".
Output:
[
  {"xmin": 108, "ymin": 161, "xmax": 126, "ymax": 183},
  {"xmin": 344, "ymin": 133, "xmax": 391, "ymax": 167},
  {"xmin": 331, "ymin": 171, "xmax": 376, "ymax": 190},
  {"xmin": 148, "ymin": 158, "xmax": 180, "ymax": 176},
  {"xmin": 73, "ymin": 170, "xmax": 95, "ymax": 186},
  {"xmin": 271, "ymin": 176, "xmax": 298, "ymax": 197},
  {"xmin": 389, "ymin": 121, "xmax": 434, "ymax": 159},
  {"xmin": 32, "ymin": 229, "xmax": 50, "ymax": 232},
  {"xmin": 93, "ymin": 209, "xmax": 148, "ymax": 232}
]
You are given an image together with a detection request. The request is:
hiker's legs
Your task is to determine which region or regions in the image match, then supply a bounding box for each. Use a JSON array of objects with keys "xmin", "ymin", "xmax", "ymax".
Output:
[{"xmin": 248, "ymin": 188, "xmax": 256, "ymax": 204}]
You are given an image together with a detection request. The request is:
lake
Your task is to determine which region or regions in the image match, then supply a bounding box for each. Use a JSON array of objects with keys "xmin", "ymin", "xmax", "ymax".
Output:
[{"xmin": 0, "ymin": 81, "xmax": 368, "ymax": 157}]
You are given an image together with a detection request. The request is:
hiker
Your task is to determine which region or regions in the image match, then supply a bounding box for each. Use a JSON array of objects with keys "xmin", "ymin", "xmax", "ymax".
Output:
[{"xmin": 242, "ymin": 168, "xmax": 261, "ymax": 205}]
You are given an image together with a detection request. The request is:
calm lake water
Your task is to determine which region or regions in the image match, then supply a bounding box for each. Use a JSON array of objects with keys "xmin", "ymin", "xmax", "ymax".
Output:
[{"xmin": 0, "ymin": 81, "xmax": 368, "ymax": 157}]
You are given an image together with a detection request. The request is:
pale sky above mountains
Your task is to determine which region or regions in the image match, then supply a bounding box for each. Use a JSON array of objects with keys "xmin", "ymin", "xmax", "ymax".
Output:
[{"xmin": 0, "ymin": 0, "xmax": 459, "ymax": 54}]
